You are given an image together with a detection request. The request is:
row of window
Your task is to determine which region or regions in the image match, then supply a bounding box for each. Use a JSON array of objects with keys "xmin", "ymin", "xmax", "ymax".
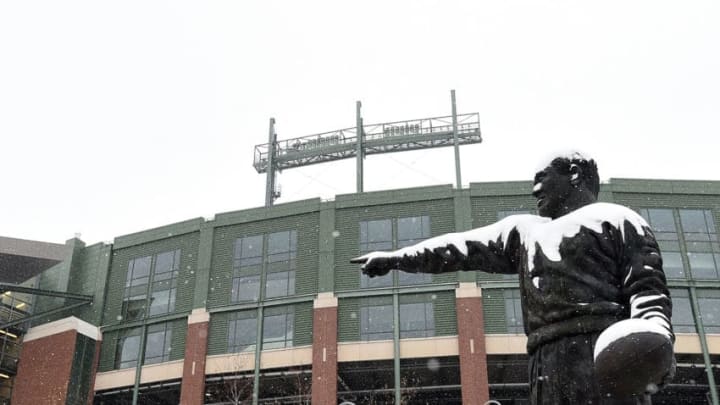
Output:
[
  {"xmin": 503, "ymin": 288, "xmax": 720, "ymax": 334},
  {"xmin": 119, "ymin": 209, "xmax": 719, "ymax": 324}
]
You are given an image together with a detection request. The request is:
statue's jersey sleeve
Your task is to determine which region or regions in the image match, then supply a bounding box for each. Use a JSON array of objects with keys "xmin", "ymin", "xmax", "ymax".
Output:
[{"xmin": 354, "ymin": 214, "xmax": 546, "ymax": 275}]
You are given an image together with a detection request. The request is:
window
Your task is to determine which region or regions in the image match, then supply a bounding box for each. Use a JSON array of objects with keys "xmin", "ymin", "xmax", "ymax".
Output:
[
  {"xmin": 638, "ymin": 208, "xmax": 720, "ymax": 280},
  {"xmin": 228, "ymin": 310, "xmax": 257, "ymax": 353},
  {"xmin": 115, "ymin": 328, "xmax": 142, "ymax": 369},
  {"xmin": 232, "ymin": 231, "xmax": 297, "ymax": 302},
  {"xmin": 144, "ymin": 322, "xmax": 173, "ymax": 365},
  {"xmin": 638, "ymin": 208, "xmax": 685, "ymax": 279},
  {"xmin": 360, "ymin": 296, "xmax": 394, "ymax": 341},
  {"xmin": 697, "ymin": 290, "xmax": 720, "ymax": 333},
  {"xmin": 670, "ymin": 289, "xmax": 695, "ymax": 333},
  {"xmin": 399, "ymin": 294, "xmax": 435, "ymax": 338},
  {"xmin": 679, "ymin": 209, "xmax": 720, "ymax": 279},
  {"xmin": 122, "ymin": 250, "xmax": 180, "ymax": 321},
  {"xmin": 262, "ymin": 306, "xmax": 294, "ymax": 349},
  {"xmin": 504, "ymin": 289, "xmax": 524, "ymax": 333},
  {"xmin": 359, "ymin": 216, "xmax": 431, "ymax": 288}
]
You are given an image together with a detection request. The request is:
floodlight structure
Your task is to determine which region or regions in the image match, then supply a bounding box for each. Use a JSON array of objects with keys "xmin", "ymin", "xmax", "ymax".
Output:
[{"xmin": 254, "ymin": 90, "xmax": 482, "ymax": 206}]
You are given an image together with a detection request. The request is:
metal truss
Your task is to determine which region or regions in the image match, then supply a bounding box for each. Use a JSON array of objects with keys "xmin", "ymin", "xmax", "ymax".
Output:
[
  {"xmin": 253, "ymin": 112, "xmax": 481, "ymax": 173},
  {"xmin": 0, "ymin": 283, "xmax": 93, "ymax": 330}
]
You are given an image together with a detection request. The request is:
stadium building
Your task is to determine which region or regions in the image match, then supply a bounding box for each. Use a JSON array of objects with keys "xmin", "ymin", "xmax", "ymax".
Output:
[{"xmin": 2, "ymin": 178, "xmax": 720, "ymax": 405}]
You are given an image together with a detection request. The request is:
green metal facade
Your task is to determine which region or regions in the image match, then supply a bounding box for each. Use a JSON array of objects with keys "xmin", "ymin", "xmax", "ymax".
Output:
[{"xmin": 34, "ymin": 179, "xmax": 720, "ymax": 378}]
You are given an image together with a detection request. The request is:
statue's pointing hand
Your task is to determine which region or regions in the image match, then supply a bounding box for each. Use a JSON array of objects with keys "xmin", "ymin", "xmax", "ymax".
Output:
[{"xmin": 350, "ymin": 253, "xmax": 395, "ymax": 278}]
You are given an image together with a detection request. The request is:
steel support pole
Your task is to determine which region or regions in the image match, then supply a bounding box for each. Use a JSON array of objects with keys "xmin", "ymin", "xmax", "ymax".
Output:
[
  {"xmin": 265, "ymin": 118, "xmax": 277, "ymax": 207},
  {"xmin": 689, "ymin": 287, "xmax": 719, "ymax": 405},
  {"xmin": 356, "ymin": 101, "xmax": 364, "ymax": 193},
  {"xmin": 451, "ymin": 90, "xmax": 462, "ymax": 189},
  {"xmin": 393, "ymin": 293, "xmax": 401, "ymax": 405},
  {"xmin": 132, "ymin": 325, "xmax": 147, "ymax": 405},
  {"xmin": 252, "ymin": 306, "xmax": 264, "ymax": 405}
]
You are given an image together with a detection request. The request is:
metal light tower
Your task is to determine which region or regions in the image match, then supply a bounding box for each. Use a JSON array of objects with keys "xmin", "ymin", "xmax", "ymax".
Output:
[{"xmin": 254, "ymin": 90, "xmax": 481, "ymax": 205}]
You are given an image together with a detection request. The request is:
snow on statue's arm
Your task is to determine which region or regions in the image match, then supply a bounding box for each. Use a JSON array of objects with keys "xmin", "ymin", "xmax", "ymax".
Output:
[{"xmin": 351, "ymin": 214, "xmax": 544, "ymax": 278}]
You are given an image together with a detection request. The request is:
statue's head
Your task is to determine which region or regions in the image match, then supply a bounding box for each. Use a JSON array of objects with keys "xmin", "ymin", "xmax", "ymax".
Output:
[{"xmin": 532, "ymin": 152, "xmax": 599, "ymax": 219}]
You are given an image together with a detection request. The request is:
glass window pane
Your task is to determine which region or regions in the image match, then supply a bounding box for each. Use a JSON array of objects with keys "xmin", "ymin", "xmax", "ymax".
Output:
[
  {"xmin": 705, "ymin": 210, "xmax": 717, "ymax": 234},
  {"xmin": 689, "ymin": 253, "xmax": 718, "ymax": 279},
  {"xmin": 662, "ymin": 252, "xmax": 686, "ymax": 279},
  {"xmin": 671, "ymin": 294, "xmax": 695, "ymax": 333},
  {"xmin": 363, "ymin": 220, "xmax": 391, "ymax": 246},
  {"xmin": 265, "ymin": 271, "xmax": 295, "ymax": 298},
  {"xmin": 268, "ymin": 231, "xmax": 290, "ymax": 255},
  {"xmin": 647, "ymin": 209, "xmax": 676, "ymax": 233},
  {"xmin": 229, "ymin": 313, "xmax": 257, "ymax": 353},
  {"xmin": 399, "ymin": 302, "xmax": 434, "ymax": 338},
  {"xmin": 117, "ymin": 333, "xmax": 141, "ymax": 369},
  {"xmin": 398, "ymin": 272, "xmax": 432, "ymax": 286},
  {"xmin": 397, "ymin": 216, "xmax": 426, "ymax": 244},
  {"xmin": 237, "ymin": 235, "xmax": 263, "ymax": 259},
  {"xmin": 232, "ymin": 275, "xmax": 260, "ymax": 302},
  {"xmin": 262, "ymin": 309, "xmax": 294, "ymax": 349},
  {"xmin": 130, "ymin": 256, "xmax": 152, "ymax": 281},
  {"xmin": 698, "ymin": 297, "xmax": 720, "ymax": 333},
  {"xmin": 360, "ymin": 272, "xmax": 393, "ymax": 289},
  {"xmin": 154, "ymin": 250, "xmax": 177, "ymax": 275},
  {"xmin": 360, "ymin": 303, "xmax": 394, "ymax": 341},
  {"xmin": 680, "ymin": 210, "xmax": 709, "ymax": 233}
]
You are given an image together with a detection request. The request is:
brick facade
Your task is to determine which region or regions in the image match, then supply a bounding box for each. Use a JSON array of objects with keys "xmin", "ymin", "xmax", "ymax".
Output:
[
  {"xmin": 180, "ymin": 309, "xmax": 210, "ymax": 405},
  {"xmin": 455, "ymin": 284, "xmax": 490, "ymax": 404},
  {"xmin": 311, "ymin": 294, "xmax": 338, "ymax": 404}
]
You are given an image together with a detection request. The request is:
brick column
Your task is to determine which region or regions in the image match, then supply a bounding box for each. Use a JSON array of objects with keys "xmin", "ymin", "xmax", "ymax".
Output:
[
  {"xmin": 180, "ymin": 308, "xmax": 210, "ymax": 405},
  {"xmin": 12, "ymin": 316, "xmax": 101, "ymax": 405},
  {"xmin": 455, "ymin": 282, "xmax": 490, "ymax": 404},
  {"xmin": 311, "ymin": 293, "xmax": 338, "ymax": 404}
]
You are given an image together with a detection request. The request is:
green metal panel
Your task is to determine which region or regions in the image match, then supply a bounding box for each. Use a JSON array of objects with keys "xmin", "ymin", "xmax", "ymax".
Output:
[
  {"xmin": 103, "ymin": 233, "xmax": 200, "ymax": 327},
  {"xmin": 98, "ymin": 330, "xmax": 119, "ymax": 372},
  {"xmin": 334, "ymin": 199, "xmax": 456, "ymax": 291},
  {"xmin": 431, "ymin": 291, "xmax": 457, "ymax": 336},
  {"xmin": 67, "ymin": 242, "xmax": 112, "ymax": 325},
  {"xmin": 482, "ymin": 289, "xmax": 508, "ymax": 333},
  {"xmin": 335, "ymin": 185, "xmax": 454, "ymax": 209},
  {"xmin": 193, "ymin": 223, "xmax": 215, "ymax": 309},
  {"xmin": 207, "ymin": 212, "xmax": 320, "ymax": 308},
  {"xmin": 66, "ymin": 333, "xmax": 96, "ymax": 405},
  {"xmin": 170, "ymin": 319, "xmax": 187, "ymax": 361},
  {"xmin": 293, "ymin": 302, "xmax": 313, "ymax": 347},
  {"xmin": 318, "ymin": 203, "xmax": 336, "ymax": 293},
  {"xmin": 337, "ymin": 298, "xmax": 361, "ymax": 342},
  {"xmin": 207, "ymin": 312, "xmax": 230, "ymax": 355}
]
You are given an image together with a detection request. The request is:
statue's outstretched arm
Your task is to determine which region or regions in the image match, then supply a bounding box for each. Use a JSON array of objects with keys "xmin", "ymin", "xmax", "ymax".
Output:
[{"xmin": 351, "ymin": 215, "xmax": 535, "ymax": 278}]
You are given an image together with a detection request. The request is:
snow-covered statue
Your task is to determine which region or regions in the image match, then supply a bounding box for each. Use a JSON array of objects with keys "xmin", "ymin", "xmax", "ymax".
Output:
[{"xmin": 352, "ymin": 152, "xmax": 675, "ymax": 404}]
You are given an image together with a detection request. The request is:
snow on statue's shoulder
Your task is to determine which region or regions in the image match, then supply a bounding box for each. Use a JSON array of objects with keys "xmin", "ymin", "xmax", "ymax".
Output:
[
  {"xmin": 563, "ymin": 202, "xmax": 648, "ymax": 239},
  {"xmin": 523, "ymin": 203, "xmax": 649, "ymax": 273}
]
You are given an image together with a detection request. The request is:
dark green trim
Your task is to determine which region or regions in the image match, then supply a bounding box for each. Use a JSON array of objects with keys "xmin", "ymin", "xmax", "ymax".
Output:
[
  {"xmin": 114, "ymin": 218, "xmax": 204, "ymax": 249},
  {"xmin": 214, "ymin": 198, "xmax": 321, "ymax": 227},
  {"xmin": 469, "ymin": 181, "xmax": 531, "ymax": 197},
  {"xmin": 609, "ymin": 178, "xmax": 720, "ymax": 195},
  {"xmin": 335, "ymin": 185, "xmax": 454, "ymax": 209},
  {"xmin": 208, "ymin": 294, "xmax": 315, "ymax": 315},
  {"xmin": 193, "ymin": 223, "xmax": 215, "ymax": 308},
  {"xmin": 318, "ymin": 202, "xmax": 336, "ymax": 293},
  {"xmin": 336, "ymin": 283, "xmax": 457, "ymax": 298},
  {"xmin": 101, "ymin": 312, "xmax": 189, "ymax": 333}
]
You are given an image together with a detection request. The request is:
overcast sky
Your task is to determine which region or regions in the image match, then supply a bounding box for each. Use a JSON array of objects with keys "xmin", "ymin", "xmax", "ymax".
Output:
[{"xmin": 1, "ymin": 1, "xmax": 719, "ymax": 245}]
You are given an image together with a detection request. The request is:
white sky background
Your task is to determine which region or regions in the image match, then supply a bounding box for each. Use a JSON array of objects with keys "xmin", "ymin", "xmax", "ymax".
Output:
[{"xmin": 1, "ymin": 1, "xmax": 719, "ymax": 245}]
